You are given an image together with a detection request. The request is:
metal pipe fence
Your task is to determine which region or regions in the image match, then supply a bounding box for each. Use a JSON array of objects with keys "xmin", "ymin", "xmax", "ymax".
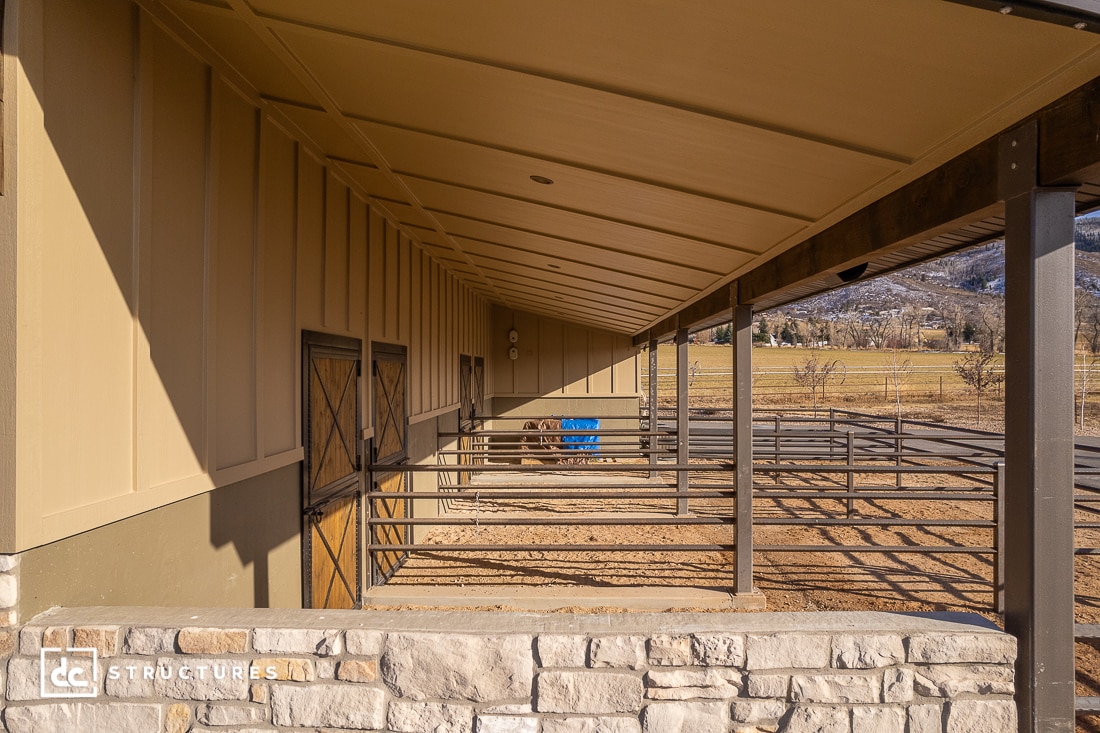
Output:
[
  {"xmin": 363, "ymin": 410, "xmax": 1047, "ymax": 613},
  {"xmin": 362, "ymin": 406, "xmax": 1100, "ymax": 648},
  {"xmin": 367, "ymin": 403, "xmax": 1100, "ymax": 716}
]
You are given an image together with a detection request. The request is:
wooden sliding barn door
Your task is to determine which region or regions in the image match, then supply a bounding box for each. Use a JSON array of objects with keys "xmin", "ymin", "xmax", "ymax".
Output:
[
  {"xmin": 369, "ymin": 343, "xmax": 410, "ymax": 585},
  {"xmin": 302, "ymin": 332, "xmax": 362, "ymax": 609}
]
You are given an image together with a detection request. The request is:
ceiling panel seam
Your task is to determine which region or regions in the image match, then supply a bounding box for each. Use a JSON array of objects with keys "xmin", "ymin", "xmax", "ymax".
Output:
[
  {"xmin": 266, "ymin": 97, "xmax": 818, "ymax": 224},
  {"xmin": 419, "ymin": 210, "xmax": 730, "ymax": 277},
  {"xmin": 473, "ymin": 269, "xmax": 680, "ymax": 308},
  {"xmin": 458, "ymin": 254, "xmax": 696, "ymax": 299},
  {"xmin": 145, "ymin": 0, "xmax": 500, "ymax": 303},
  {"xmin": 252, "ymin": 10, "xmax": 914, "ymax": 168},
  {"xmin": 487, "ymin": 285, "xmax": 666, "ymax": 319},
  {"xmin": 393, "ymin": 171, "xmax": 767, "ymax": 257},
  {"xmin": 219, "ymin": 0, "xmax": 512, "ymax": 307}
]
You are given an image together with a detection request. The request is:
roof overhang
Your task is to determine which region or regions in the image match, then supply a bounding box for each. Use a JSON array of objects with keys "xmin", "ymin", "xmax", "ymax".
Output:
[{"xmin": 146, "ymin": 0, "xmax": 1100, "ymax": 339}]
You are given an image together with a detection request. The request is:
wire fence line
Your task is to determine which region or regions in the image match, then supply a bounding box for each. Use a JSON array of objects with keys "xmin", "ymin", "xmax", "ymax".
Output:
[{"xmin": 643, "ymin": 364, "xmax": 1006, "ymax": 404}]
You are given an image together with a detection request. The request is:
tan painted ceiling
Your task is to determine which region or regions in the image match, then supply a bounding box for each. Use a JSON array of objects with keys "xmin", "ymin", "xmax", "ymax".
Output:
[{"xmin": 152, "ymin": 0, "xmax": 1100, "ymax": 335}]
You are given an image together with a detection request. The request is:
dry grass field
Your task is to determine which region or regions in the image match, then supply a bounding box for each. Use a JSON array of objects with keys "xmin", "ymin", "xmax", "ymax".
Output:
[{"xmin": 649, "ymin": 344, "xmax": 1100, "ymax": 435}]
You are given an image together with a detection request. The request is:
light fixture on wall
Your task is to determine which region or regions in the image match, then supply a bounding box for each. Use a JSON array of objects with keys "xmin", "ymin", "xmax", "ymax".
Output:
[
  {"xmin": 509, "ymin": 347, "xmax": 519, "ymax": 360},
  {"xmin": 509, "ymin": 328, "xmax": 519, "ymax": 360}
]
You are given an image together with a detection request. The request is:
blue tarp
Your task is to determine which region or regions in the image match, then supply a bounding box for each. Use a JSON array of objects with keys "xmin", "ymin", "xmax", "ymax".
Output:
[{"xmin": 561, "ymin": 418, "xmax": 600, "ymax": 451}]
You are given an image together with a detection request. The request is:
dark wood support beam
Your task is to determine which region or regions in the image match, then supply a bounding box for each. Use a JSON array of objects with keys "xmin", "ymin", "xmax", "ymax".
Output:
[
  {"xmin": 634, "ymin": 284, "xmax": 735, "ymax": 346},
  {"xmin": 1039, "ymin": 75, "xmax": 1100, "ymax": 186},
  {"xmin": 739, "ymin": 138, "xmax": 1001, "ymax": 304}
]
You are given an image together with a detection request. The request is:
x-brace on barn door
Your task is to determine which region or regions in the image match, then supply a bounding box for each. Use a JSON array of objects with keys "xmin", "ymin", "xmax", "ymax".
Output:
[
  {"xmin": 302, "ymin": 331, "xmax": 362, "ymax": 609},
  {"xmin": 369, "ymin": 342, "xmax": 410, "ymax": 585}
]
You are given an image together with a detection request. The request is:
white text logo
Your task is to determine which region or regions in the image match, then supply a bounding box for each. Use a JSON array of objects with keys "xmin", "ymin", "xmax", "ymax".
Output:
[{"xmin": 40, "ymin": 648, "xmax": 99, "ymax": 699}]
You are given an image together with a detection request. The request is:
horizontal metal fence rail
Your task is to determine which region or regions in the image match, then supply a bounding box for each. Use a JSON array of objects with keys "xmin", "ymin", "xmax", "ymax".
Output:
[
  {"xmin": 421, "ymin": 404, "xmax": 1100, "ymax": 716},
  {"xmin": 367, "ymin": 408, "xmax": 1100, "ymax": 634},
  {"xmin": 365, "ymin": 413, "xmax": 1016, "ymax": 612}
]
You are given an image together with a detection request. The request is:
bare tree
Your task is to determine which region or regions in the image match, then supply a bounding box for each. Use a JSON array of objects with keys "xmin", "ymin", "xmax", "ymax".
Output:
[
  {"xmin": 899, "ymin": 305, "xmax": 928, "ymax": 350},
  {"xmin": 975, "ymin": 299, "xmax": 1005, "ymax": 353},
  {"xmin": 936, "ymin": 303, "xmax": 967, "ymax": 352},
  {"xmin": 952, "ymin": 350, "xmax": 1005, "ymax": 426},
  {"xmin": 1076, "ymin": 292, "xmax": 1100, "ymax": 430},
  {"xmin": 884, "ymin": 349, "xmax": 915, "ymax": 418},
  {"xmin": 791, "ymin": 351, "xmax": 846, "ymax": 415},
  {"xmin": 840, "ymin": 309, "xmax": 869, "ymax": 349},
  {"xmin": 865, "ymin": 313, "xmax": 894, "ymax": 350}
]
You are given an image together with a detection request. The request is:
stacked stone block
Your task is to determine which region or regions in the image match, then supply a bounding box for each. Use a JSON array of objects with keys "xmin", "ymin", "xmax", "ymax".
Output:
[
  {"xmin": 0, "ymin": 557, "xmax": 18, "ymax": 629},
  {"xmin": 0, "ymin": 611, "xmax": 1017, "ymax": 733}
]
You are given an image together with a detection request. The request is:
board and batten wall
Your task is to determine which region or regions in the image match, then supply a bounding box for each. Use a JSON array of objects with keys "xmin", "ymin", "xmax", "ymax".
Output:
[
  {"xmin": 490, "ymin": 305, "xmax": 641, "ymax": 414},
  {"xmin": 0, "ymin": 0, "xmax": 489, "ymax": 555}
]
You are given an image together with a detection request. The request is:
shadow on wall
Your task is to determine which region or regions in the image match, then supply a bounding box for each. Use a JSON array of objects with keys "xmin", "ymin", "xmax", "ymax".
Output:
[{"xmin": 209, "ymin": 466, "xmax": 303, "ymax": 608}]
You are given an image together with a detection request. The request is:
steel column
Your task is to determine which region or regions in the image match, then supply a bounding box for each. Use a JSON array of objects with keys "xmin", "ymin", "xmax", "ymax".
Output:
[
  {"xmin": 649, "ymin": 338, "xmax": 659, "ymax": 479},
  {"xmin": 1001, "ymin": 123, "xmax": 1077, "ymax": 733},
  {"xmin": 733, "ymin": 303, "xmax": 754, "ymax": 594},
  {"xmin": 676, "ymin": 327, "xmax": 689, "ymax": 515}
]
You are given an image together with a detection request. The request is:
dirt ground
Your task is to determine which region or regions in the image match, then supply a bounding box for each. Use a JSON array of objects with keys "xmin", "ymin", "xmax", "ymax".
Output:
[{"xmin": 377, "ymin": 463, "xmax": 1100, "ymax": 732}]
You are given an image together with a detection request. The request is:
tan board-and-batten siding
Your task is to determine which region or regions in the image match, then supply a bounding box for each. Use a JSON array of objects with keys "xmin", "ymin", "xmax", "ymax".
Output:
[{"xmin": 1, "ymin": 0, "xmax": 495, "ymax": 553}]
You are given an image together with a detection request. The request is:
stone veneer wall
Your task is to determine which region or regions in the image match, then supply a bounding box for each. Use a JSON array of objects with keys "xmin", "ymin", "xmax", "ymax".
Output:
[
  {"xmin": 0, "ymin": 557, "xmax": 17, "ymax": 628},
  {"xmin": 0, "ymin": 607, "xmax": 1017, "ymax": 733}
]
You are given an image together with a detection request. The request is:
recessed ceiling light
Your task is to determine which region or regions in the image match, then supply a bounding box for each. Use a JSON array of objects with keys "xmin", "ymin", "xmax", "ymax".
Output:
[
  {"xmin": 547, "ymin": 263, "xmax": 562, "ymax": 269},
  {"xmin": 999, "ymin": 5, "xmax": 1013, "ymax": 14},
  {"xmin": 530, "ymin": 175, "xmax": 554, "ymax": 185}
]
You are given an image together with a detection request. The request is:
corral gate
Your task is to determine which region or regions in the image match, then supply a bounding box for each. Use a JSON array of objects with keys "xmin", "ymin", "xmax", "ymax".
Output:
[{"xmin": 370, "ymin": 342, "xmax": 411, "ymax": 585}]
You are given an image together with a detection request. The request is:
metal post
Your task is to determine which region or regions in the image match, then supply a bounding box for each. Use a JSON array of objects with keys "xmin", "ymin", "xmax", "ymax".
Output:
[
  {"xmin": 994, "ymin": 462, "xmax": 1006, "ymax": 615},
  {"xmin": 676, "ymin": 327, "xmax": 689, "ymax": 515},
  {"xmin": 847, "ymin": 430, "xmax": 856, "ymax": 518},
  {"xmin": 829, "ymin": 408, "xmax": 836, "ymax": 457},
  {"xmin": 895, "ymin": 417, "xmax": 903, "ymax": 489},
  {"xmin": 1000, "ymin": 122, "xmax": 1076, "ymax": 733},
  {"xmin": 733, "ymin": 303, "xmax": 754, "ymax": 595},
  {"xmin": 773, "ymin": 414, "xmax": 781, "ymax": 478},
  {"xmin": 649, "ymin": 338, "xmax": 659, "ymax": 479}
]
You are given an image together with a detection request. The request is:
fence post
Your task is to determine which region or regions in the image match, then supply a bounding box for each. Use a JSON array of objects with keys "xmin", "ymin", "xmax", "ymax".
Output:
[
  {"xmin": 649, "ymin": 338, "xmax": 659, "ymax": 479},
  {"xmin": 676, "ymin": 328, "xmax": 689, "ymax": 515},
  {"xmin": 829, "ymin": 408, "xmax": 836, "ymax": 458},
  {"xmin": 895, "ymin": 417, "xmax": 904, "ymax": 489},
  {"xmin": 994, "ymin": 461, "xmax": 1005, "ymax": 615},
  {"xmin": 847, "ymin": 430, "xmax": 856, "ymax": 518},
  {"xmin": 774, "ymin": 414, "xmax": 781, "ymax": 483}
]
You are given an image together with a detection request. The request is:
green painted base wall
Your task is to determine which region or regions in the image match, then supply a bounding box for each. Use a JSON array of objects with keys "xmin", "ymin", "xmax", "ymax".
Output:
[{"xmin": 18, "ymin": 465, "xmax": 302, "ymax": 617}]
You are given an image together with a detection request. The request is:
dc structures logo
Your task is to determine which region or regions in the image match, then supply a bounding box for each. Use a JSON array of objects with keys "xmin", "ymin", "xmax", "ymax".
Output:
[{"xmin": 39, "ymin": 647, "xmax": 99, "ymax": 698}]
